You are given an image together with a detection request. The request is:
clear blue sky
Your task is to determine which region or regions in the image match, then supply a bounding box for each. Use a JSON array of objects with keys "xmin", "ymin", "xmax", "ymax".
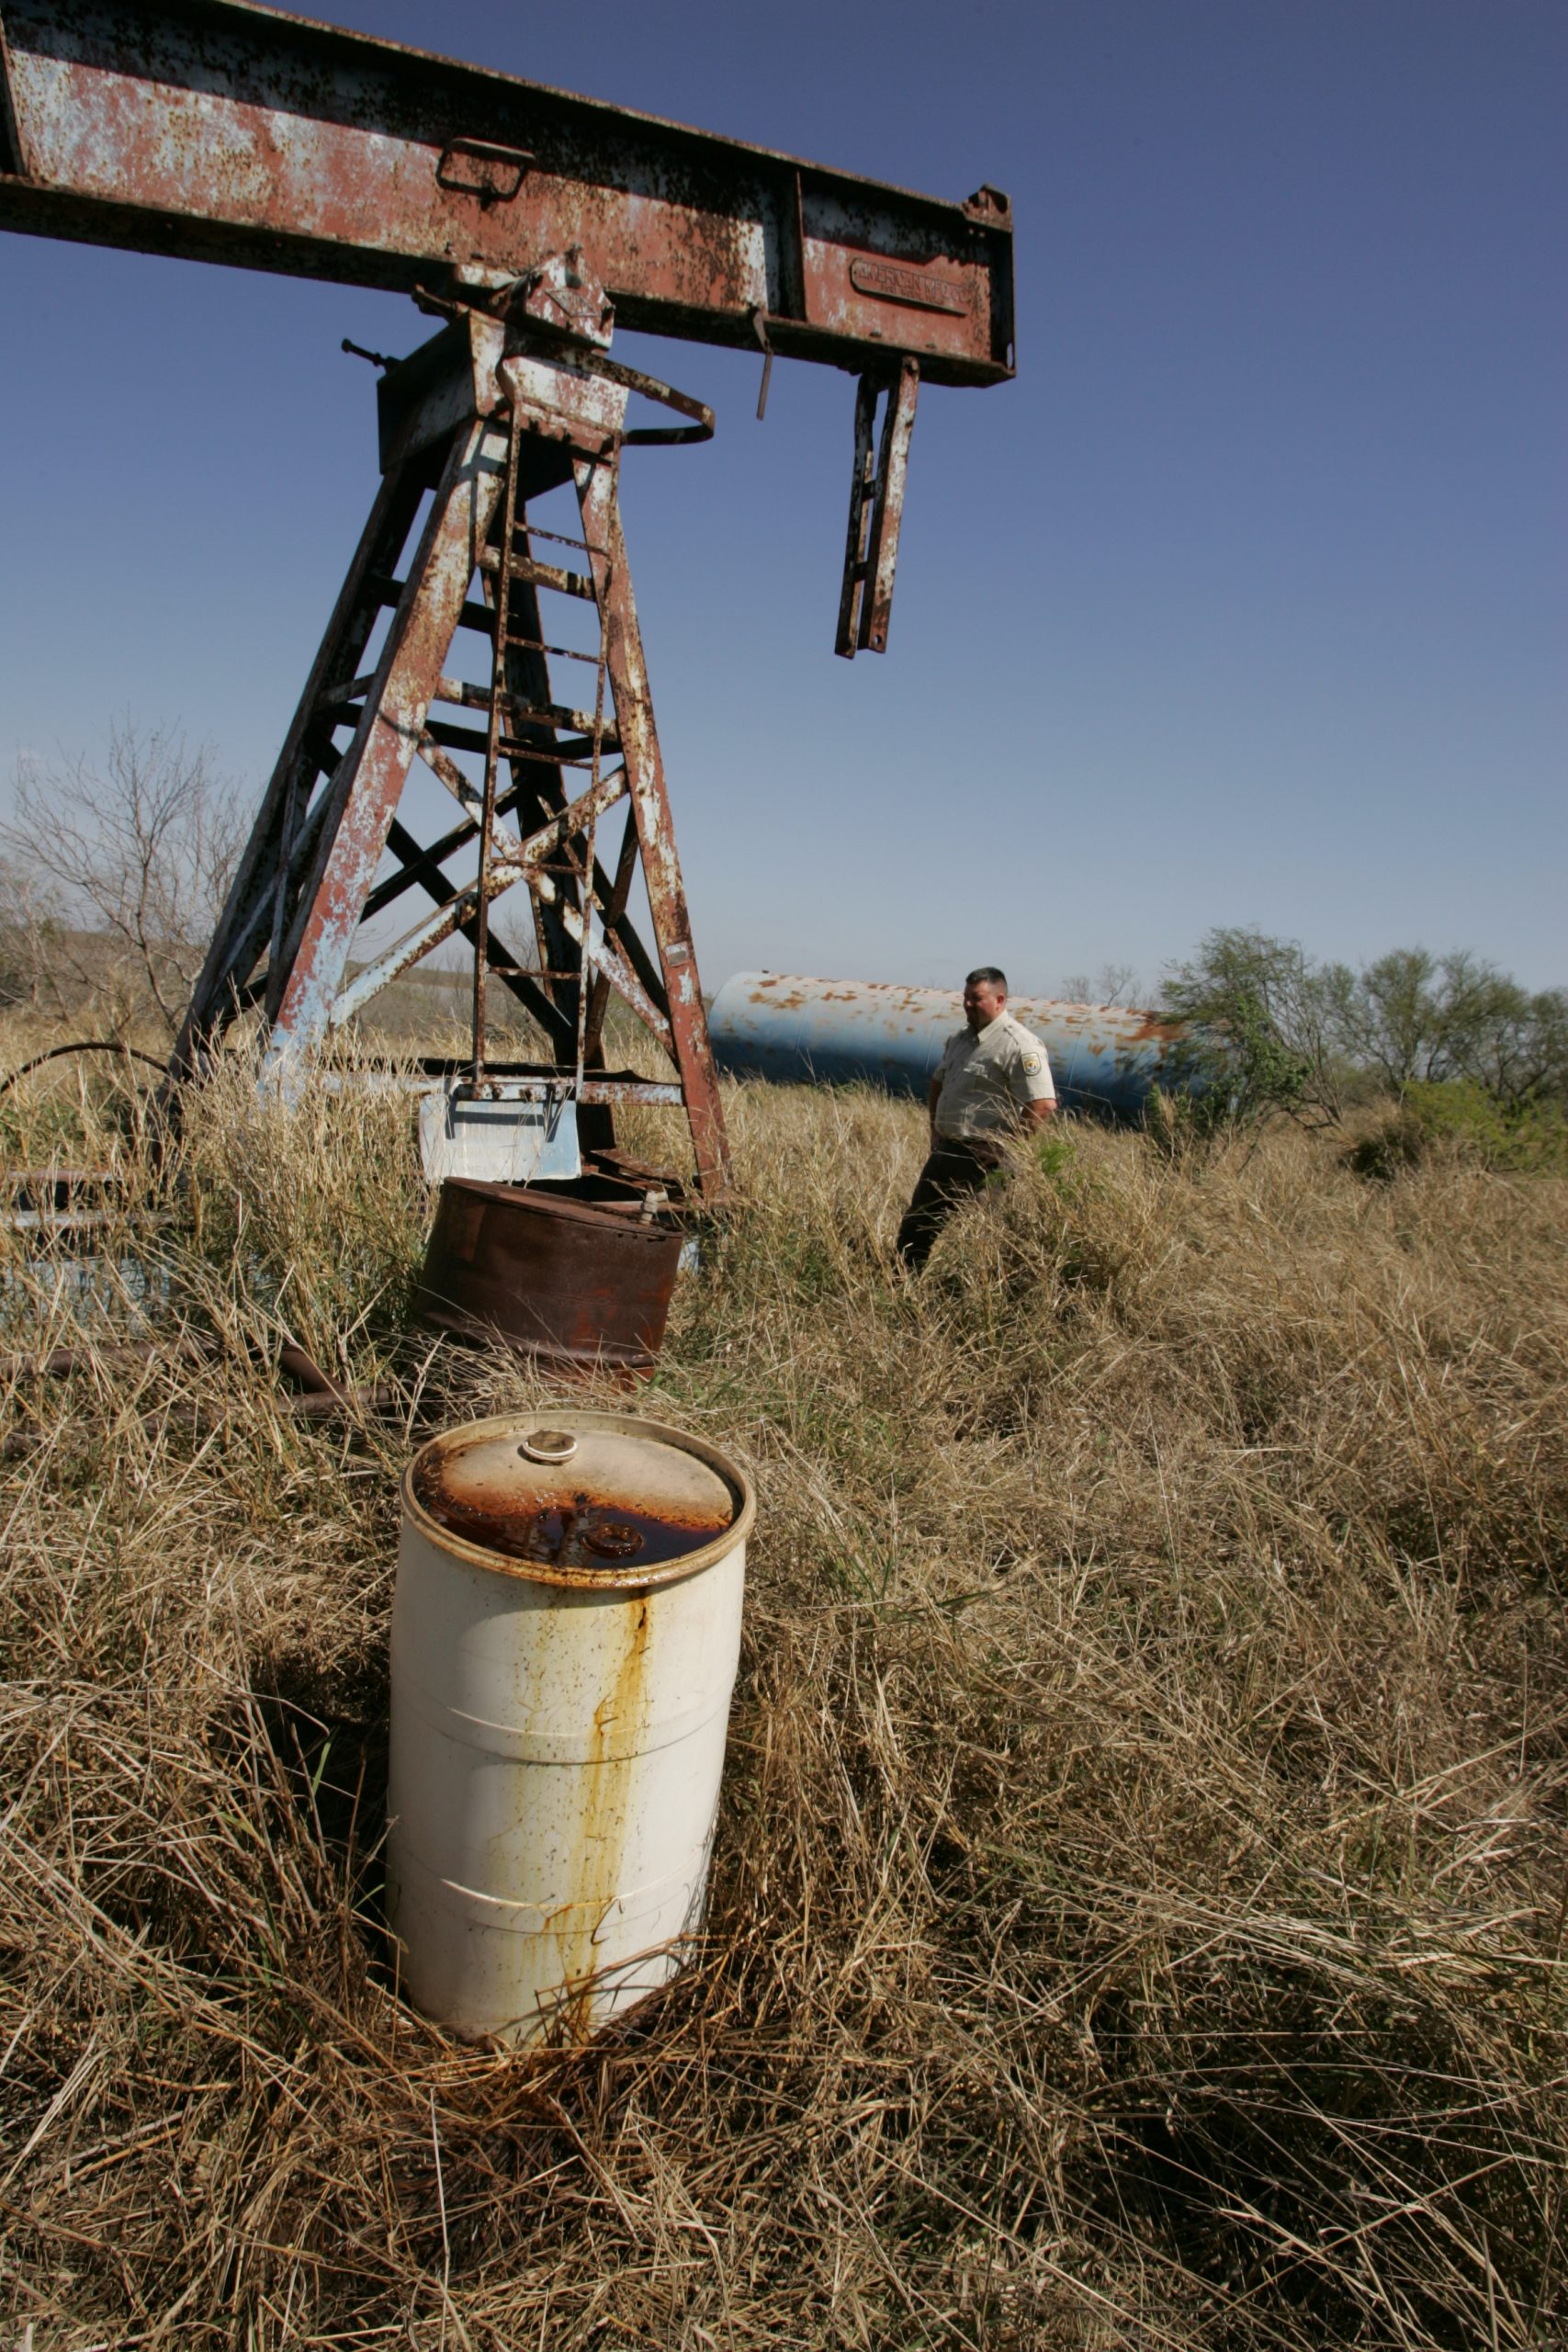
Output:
[{"xmin": 0, "ymin": 0, "xmax": 1562, "ymax": 999}]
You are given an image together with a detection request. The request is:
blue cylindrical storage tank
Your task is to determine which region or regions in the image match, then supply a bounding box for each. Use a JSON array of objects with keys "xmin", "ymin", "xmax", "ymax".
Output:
[{"xmin": 709, "ymin": 972, "xmax": 1193, "ymax": 1123}]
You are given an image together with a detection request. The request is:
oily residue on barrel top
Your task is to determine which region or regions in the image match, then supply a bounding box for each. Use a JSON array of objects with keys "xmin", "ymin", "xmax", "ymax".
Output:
[{"xmin": 412, "ymin": 1458, "xmax": 729, "ymax": 1571}]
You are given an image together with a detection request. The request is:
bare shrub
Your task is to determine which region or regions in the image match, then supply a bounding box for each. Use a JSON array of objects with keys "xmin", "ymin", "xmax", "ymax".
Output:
[
  {"xmin": 1, "ymin": 721, "xmax": 244, "ymax": 1035},
  {"xmin": 1060, "ymin": 960, "xmax": 1143, "ymax": 1009},
  {"xmin": 0, "ymin": 855, "xmax": 63, "ymax": 1009}
]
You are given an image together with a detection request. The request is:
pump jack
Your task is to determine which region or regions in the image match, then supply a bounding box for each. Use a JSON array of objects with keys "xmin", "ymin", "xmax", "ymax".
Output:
[{"xmin": 0, "ymin": 0, "xmax": 1013, "ymax": 1199}]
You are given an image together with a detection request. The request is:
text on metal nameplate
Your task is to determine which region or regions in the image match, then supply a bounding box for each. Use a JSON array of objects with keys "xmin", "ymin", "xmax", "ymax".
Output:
[{"xmin": 849, "ymin": 257, "xmax": 970, "ymax": 314}]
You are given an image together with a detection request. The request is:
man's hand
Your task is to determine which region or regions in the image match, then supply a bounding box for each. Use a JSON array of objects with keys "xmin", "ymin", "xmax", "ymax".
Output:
[{"xmin": 1026, "ymin": 1097, "xmax": 1056, "ymax": 1129}]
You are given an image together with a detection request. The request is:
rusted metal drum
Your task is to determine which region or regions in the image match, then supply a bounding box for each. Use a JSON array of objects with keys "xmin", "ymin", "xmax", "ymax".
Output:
[
  {"xmin": 412, "ymin": 1178, "xmax": 682, "ymax": 1374},
  {"xmin": 386, "ymin": 1410, "xmax": 754, "ymax": 2046},
  {"xmin": 709, "ymin": 970, "xmax": 1197, "ymax": 1123}
]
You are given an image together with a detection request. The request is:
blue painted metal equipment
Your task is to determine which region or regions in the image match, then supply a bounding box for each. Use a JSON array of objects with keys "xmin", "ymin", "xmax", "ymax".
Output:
[{"xmin": 709, "ymin": 972, "xmax": 1194, "ymax": 1123}]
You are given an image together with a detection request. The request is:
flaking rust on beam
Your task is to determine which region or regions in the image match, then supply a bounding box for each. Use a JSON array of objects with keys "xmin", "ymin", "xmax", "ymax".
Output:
[{"xmin": 0, "ymin": 0, "xmax": 1014, "ymax": 387}]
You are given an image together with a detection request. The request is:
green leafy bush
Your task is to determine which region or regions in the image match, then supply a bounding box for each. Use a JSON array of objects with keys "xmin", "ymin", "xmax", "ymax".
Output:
[{"xmin": 1346, "ymin": 1078, "xmax": 1568, "ymax": 1180}]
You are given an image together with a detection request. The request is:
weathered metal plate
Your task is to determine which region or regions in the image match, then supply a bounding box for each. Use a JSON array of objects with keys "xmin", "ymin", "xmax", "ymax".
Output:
[
  {"xmin": 0, "ymin": 1166, "xmax": 121, "ymax": 1238},
  {"xmin": 417, "ymin": 1087, "xmax": 581, "ymax": 1186}
]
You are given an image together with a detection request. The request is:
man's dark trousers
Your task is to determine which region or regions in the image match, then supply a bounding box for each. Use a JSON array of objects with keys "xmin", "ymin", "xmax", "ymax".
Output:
[{"xmin": 896, "ymin": 1136, "xmax": 1006, "ymax": 1271}]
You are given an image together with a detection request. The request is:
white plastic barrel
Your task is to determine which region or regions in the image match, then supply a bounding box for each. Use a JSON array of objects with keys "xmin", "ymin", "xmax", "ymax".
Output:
[{"xmin": 386, "ymin": 1409, "xmax": 753, "ymax": 2047}]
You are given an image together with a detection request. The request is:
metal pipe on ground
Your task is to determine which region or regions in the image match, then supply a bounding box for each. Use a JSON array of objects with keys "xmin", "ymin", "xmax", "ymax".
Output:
[
  {"xmin": 708, "ymin": 971, "xmax": 1195, "ymax": 1124},
  {"xmin": 0, "ymin": 1335, "xmax": 396, "ymax": 1419}
]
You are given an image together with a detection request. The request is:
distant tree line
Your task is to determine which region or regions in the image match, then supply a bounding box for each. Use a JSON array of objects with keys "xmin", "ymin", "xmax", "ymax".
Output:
[{"xmin": 1159, "ymin": 926, "xmax": 1567, "ymax": 1167}]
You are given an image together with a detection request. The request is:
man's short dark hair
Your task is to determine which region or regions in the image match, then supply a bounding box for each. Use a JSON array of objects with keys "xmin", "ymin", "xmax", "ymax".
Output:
[{"xmin": 964, "ymin": 966, "xmax": 1007, "ymax": 990}]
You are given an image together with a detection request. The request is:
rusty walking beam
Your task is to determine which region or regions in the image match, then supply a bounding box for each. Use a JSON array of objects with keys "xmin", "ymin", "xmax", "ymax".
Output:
[
  {"xmin": 0, "ymin": 0, "xmax": 1014, "ymax": 392},
  {"xmin": 0, "ymin": 0, "xmax": 1020, "ymax": 1203}
]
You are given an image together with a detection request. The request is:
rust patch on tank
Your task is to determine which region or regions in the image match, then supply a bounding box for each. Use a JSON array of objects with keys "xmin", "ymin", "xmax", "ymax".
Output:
[{"xmin": 1121, "ymin": 1010, "xmax": 1187, "ymax": 1045}]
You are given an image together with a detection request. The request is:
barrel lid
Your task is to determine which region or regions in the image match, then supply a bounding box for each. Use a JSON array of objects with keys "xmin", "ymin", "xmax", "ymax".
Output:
[{"xmin": 403, "ymin": 1409, "xmax": 752, "ymax": 1589}]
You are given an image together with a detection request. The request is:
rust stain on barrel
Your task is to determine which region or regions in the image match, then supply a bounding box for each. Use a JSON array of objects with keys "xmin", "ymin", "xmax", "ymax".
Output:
[{"xmin": 558, "ymin": 1592, "xmax": 651, "ymax": 2038}]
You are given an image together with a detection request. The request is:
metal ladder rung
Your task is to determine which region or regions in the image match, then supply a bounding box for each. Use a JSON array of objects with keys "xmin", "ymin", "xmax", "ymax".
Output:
[
  {"xmin": 511, "ymin": 523, "xmax": 610, "ymax": 560},
  {"xmin": 501, "ymin": 636, "xmax": 602, "ymax": 663},
  {"xmin": 432, "ymin": 676, "xmax": 619, "ymax": 744},
  {"xmin": 316, "ymin": 673, "xmax": 374, "ymax": 711},
  {"xmin": 477, "ymin": 548, "xmax": 597, "ymax": 602},
  {"xmin": 424, "ymin": 718, "xmax": 602, "ymax": 766},
  {"xmin": 501, "ymin": 733, "xmax": 611, "ymax": 762},
  {"xmin": 498, "ymin": 633, "xmax": 601, "ymax": 663},
  {"xmin": 450, "ymin": 604, "xmax": 603, "ymax": 661}
]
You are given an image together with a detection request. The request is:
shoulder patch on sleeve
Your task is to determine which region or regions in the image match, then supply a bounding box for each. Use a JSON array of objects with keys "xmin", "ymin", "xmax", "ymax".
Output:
[{"xmin": 1021, "ymin": 1052, "xmax": 1042, "ymax": 1073}]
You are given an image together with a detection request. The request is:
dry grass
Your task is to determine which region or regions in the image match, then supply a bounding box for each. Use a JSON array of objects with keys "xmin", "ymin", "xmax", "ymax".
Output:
[{"xmin": 0, "ymin": 1018, "xmax": 1564, "ymax": 2348}]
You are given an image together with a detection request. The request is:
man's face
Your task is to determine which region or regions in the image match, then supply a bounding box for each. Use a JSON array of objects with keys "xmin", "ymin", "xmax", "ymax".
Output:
[{"xmin": 963, "ymin": 977, "xmax": 1006, "ymax": 1033}]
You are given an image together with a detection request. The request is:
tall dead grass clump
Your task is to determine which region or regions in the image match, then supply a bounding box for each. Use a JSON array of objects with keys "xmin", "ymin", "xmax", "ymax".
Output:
[
  {"xmin": 0, "ymin": 1061, "xmax": 1563, "ymax": 2347},
  {"xmin": 175, "ymin": 1048, "xmax": 433, "ymax": 1364}
]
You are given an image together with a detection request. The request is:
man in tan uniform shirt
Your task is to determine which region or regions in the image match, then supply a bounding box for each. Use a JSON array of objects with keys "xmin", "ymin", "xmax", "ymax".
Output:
[{"xmin": 896, "ymin": 967, "xmax": 1056, "ymax": 1270}]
